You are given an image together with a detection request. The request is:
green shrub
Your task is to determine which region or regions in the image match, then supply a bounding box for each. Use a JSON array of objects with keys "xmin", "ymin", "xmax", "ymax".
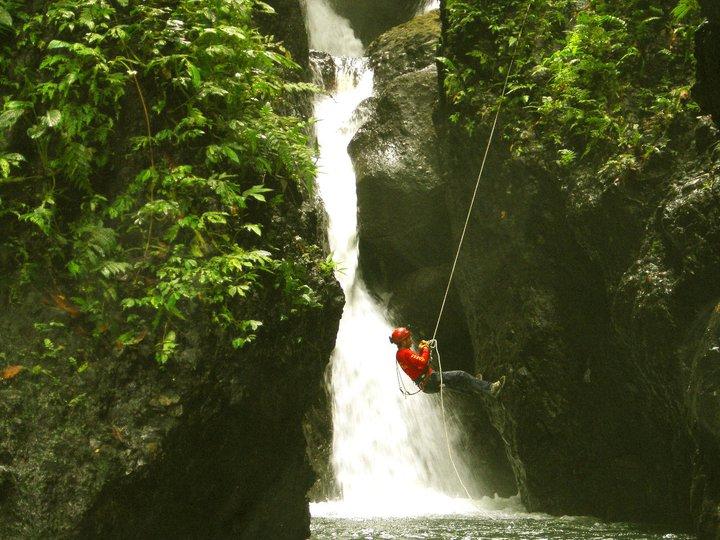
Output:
[
  {"xmin": 0, "ymin": 0, "xmax": 325, "ymax": 363},
  {"xmin": 441, "ymin": 0, "xmax": 700, "ymax": 179}
]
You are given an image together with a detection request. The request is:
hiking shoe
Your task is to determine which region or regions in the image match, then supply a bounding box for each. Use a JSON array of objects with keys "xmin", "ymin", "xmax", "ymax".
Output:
[{"xmin": 490, "ymin": 375, "xmax": 506, "ymax": 397}]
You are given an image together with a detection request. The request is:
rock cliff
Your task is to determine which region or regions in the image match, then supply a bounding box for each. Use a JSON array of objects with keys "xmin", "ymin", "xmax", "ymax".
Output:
[
  {"xmin": 326, "ymin": 0, "xmax": 425, "ymax": 45},
  {"xmin": 0, "ymin": 1, "xmax": 343, "ymax": 538},
  {"xmin": 687, "ymin": 5, "xmax": 720, "ymax": 535},
  {"xmin": 693, "ymin": 0, "xmax": 720, "ymax": 123},
  {"xmin": 349, "ymin": 10, "xmax": 517, "ymax": 499},
  {"xmin": 351, "ymin": 12, "xmax": 470, "ymax": 368},
  {"xmin": 1, "ymin": 262, "xmax": 342, "ymax": 538},
  {"xmin": 435, "ymin": 0, "xmax": 719, "ymax": 534},
  {"xmin": 351, "ymin": 0, "xmax": 720, "ymax": 536}
]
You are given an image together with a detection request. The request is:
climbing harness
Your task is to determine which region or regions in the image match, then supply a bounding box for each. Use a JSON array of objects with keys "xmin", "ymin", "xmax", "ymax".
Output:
[
  {"xmin": 395, "ymin": 0, "xmax": 534, "ymax": 504},
  {"xmin": 396, "ymin": 359, "xmax": 422, "ymax": 396}
]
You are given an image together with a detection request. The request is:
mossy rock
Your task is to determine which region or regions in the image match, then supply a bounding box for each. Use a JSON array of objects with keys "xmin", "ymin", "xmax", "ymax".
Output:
[
  {"xmin": 368, "ymin": 10, "xmax": 440, "ymax": 89},
  {"xmin": 327, "ymin": 0, "xmax": 424, "ymax": 45}
]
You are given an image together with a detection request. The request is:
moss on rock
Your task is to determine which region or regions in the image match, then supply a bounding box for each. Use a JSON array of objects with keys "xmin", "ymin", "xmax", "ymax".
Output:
[
  {"xmin": 367, "ymin": 10, "xmax": 441, "ymax": 89},
  {"xmin": 0, "ymin": 0, "xmax": 344, "ymax": 537}
]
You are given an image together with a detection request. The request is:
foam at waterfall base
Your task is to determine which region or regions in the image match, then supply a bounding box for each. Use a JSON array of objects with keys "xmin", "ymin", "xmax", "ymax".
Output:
[{"xmin": 311, "ymin": 492, "xmax": 525, "ymax": 519}]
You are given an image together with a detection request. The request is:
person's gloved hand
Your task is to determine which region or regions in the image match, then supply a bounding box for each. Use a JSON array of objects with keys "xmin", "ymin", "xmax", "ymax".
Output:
[{"xmin": 418, "ymin": 339, "xmax": 429, "ymax": 350}]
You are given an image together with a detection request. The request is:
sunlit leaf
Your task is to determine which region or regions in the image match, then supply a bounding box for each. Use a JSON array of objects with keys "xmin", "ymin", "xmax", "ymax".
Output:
[
  {"xmin": 0, "ymin": 7, "xmax": 12, "ymax": 27},
  {"xmin": 186, "ymin": 61, "xmax": 201, "ymax": 89},
  {"xmin": 2, "ymin": 365, "xmax": 23, "ymax": 380},
  {"xmin": 44, "ymin": 110, "xmax": 62, "ymax": 127},
  {"xmin": 0, "ymin": 108, "xmax": 24, "ymax": 130}
]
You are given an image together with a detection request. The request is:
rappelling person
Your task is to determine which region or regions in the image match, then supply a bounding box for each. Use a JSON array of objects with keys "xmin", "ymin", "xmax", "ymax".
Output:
[{"xmin": 389, "ymin": 327, "xmax": 505, "ymax": 397}]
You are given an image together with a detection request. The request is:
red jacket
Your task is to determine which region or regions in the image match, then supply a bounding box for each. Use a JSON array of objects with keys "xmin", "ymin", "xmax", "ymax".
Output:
[{"xmin": 396, "ymin": 346, "xmax": 432, "ymax": 381}]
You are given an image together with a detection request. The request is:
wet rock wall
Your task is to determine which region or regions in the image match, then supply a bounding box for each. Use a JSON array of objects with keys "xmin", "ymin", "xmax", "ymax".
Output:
[
  {"xmin": 350, "ymin": 1, "xmax": 720, "ymax": 537},
  {"xmin": 0, "ymin": 1, "xmax": 344, "ymax": 538}
]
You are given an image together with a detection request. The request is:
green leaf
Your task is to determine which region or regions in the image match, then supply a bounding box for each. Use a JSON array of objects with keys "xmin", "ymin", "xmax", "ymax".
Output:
[
  {"xmin": 232, "ymin": 337, "xmax": 247, "ymax": 349},
  {"xmin": 0, "ymin": 7, "xmax": 12, "ymax": 27},
  {"xmin": 242, "ymin": 185, "xmax": 272, "ymax": 202},
  {"xmin": 243, "ymin": 223, "xmax": 262, "ymax": 236},
  {"xmin": 67, "ymin": 260, "xmax": 81, "ymax": 276},
  {"xmin": 245, "ymin": 320, "xmax": 263, "ymax": 331},
  {"xmin": 255, "ymin": 1, "xmax": 276, "ymax": 14},
  {"xmin": 68, "ymin": 393, "xmax": 87, "ymax": 407},
  {"xmin": 672, "ymin": 0, "xmax": 699, "ymax": 20},
  {"xmin": 186, "ymin": 61, "xmax": 201, "ymax": 89},
  {"xmin": 100, "ymin": 261, "xmax": 131, "ymax": 278},
  {"xmin": 222, "ymin": 146, "xmax": 240, "ymax": 163},
  {"xmin": 18, "ymin": 202, "xmax": 54, "ymax": 235},
  {"xmin": 0, "ymin": 108, "xmax": 24, "ymax": 130},
  {"xmin": 156, "ymin": 330, "xmax": 177, "ymax": 365},
  {"xmin": 47, "ymin": 40, "xmax": 71, "ymax": 50},
  {"xmin": 44, "ymin": 110, "xmax": 62, "ymax": 128}
]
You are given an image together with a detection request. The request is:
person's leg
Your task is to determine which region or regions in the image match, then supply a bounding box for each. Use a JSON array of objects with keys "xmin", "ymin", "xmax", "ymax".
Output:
[
  {"xmin": 421, "ymin": 372, "xmax": 440, "ymax": 394},
  {"xmin": 440, "ymin": 370, "xmax": 492, "ymax": 396}
]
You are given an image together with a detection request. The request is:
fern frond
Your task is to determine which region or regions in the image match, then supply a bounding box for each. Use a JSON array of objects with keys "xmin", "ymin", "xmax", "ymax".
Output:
[{"xmin": 672, "ymin": 0, "xmax": 699, "ymax": 21}]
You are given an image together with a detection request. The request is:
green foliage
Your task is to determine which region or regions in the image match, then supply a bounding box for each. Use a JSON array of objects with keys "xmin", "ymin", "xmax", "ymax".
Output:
[
  {"xmin": 0, "ymin": 0, "xmax": 326, "ymax": 364},
  {"xmin": 672, "ymin": 0, "xmax": 699, "ymax": 21},
  {"xmin": 441, "ymin": 0, "xmax": 701, "ymax": 181}
]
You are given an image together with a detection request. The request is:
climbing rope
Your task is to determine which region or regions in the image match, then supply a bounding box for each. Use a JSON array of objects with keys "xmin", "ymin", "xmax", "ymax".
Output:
[
  {"xmin": 431, "ymin": 0, "xmax": 533, "ymax": 343},
  {"xmin": 430, "ymin": 0, "xmax": 534, "ymax": 503},
  {"xmin": 428, "ymin": 338, "xmax": 477, "ymax": 501}
]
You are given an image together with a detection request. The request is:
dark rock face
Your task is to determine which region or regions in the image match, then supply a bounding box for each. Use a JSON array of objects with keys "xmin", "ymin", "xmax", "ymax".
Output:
[
  {"xmin": 0, "ymin": 236, "xmax": 343, "ymax": 540},
  {"xmin": 327, "ymin": 0, "xmax": 425, "ymax": 45},
  {"xmin": 653, "ymin": 166, "xmax": 720, "ymax": 538},
  {"xmin": 310, "ymin": 51, "xmax": 337, "ymax": 92},
  {"xmin": 79, "ymin": 301, "xmax": 342, "ymax": 539},
  {"xmin": 0, "ymin": 1, "xmax": 345, "ymax": 538},
  {"xmin": 352, "ymin": 66, "xmax": 446, "ymax": 281},
  {"xmin": 256, "ymin": 0, "xmax": 310, "ymax": 66},
  {"xmin": 694, "ymin": 0, "xmax": 720, "ymax": 125},
  {"xmin": 353, "ymin": 2, "xmax": 720, "ymax": 536},
  {"xmin": 699, "ymin": 0, "xmax": 720, "ymax": 23},
  {"xmin": 367, "ymin": 10, "xmax": 441, "ymax": 89},
  {"xmin": 303, "ymin": 385, "xmax": 339, "ymax": 501},
  {"xmin": 434, "ymin": 34, "xmax": 719, "ymax": 540},
  {"xmin": 438, "ymin": 120, "xmax": 719, "ymax": 530},
  {"xmin": 688, "ymin": 311, "xmax": 720, "ymax": 539},
  {"xmin": 351, "ymin": 10, "xmax": 445, "ymax": 328},
  {"xmin": 350, "ymin": 20, "xmax": 467, "ymax": 361},
  {"xmin": 349, "ymin": 13, "xmax": 516, "ymax": 497},
  {"xmin": 0, "ymin": 466, "xmax": 13, "ymax": 505},
  {"xmin": 440, "ymin": 137, "xmax": 662, "ymax": 522},
  {"xmin": 434, "ymin": 76, "xmax": 720, "ymax": 531},
  {"xmin": 693, "ymin": 21, "xmax": 720, "ymax": 124}
]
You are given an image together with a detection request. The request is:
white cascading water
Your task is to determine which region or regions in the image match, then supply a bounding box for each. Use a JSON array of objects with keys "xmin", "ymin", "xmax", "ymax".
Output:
[
  {"xmin": 305, "ymin": 0, "xmax": 485, "ymax": 517},
  {"xmin": 420, "ymin": 0, "xmax": 440, "ymax": 13}
]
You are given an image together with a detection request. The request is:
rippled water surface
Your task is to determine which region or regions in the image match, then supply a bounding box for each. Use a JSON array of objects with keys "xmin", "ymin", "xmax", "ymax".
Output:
[{"xmin": 311, "ymin": 513, "xmax": 691, "ymax": 539}]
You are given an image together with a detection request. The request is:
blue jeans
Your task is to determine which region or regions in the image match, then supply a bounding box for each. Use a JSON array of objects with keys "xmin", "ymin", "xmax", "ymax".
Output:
[{"xmin": 422, "ymin": 370, "xmax": 491, "ymax": 396}]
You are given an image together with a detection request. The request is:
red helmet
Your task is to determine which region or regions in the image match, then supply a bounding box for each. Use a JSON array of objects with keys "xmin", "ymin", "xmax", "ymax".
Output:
[{"xmin": 389, "ymin": 327, "xmax": 411, "ymax": 345}]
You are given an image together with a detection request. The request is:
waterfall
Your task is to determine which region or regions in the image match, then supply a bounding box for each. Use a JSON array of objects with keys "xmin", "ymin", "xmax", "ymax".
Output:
[
  {"xmin": 304, "ymin": 0, "xmax": 363, "ymax": 57},
  {"xmin": 419, "ymin": 0, "xmax": 440, "ymax": 14},
  {"xmin": 305, "ymin": 0, "xmax": 479, "ymax": 517}
]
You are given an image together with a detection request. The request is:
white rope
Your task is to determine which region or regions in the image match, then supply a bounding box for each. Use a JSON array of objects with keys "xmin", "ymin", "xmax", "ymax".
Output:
[
  {"xmin": 429, "ymin": 0, "xmax": 534, "ymax": 503},
  {"xmin": 431, "ymin": 0, "xmax": 533, "ymax": 343},
  {"xmin": 428, "ymin": 339, "xmax": 476, "ymax": 501}
]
